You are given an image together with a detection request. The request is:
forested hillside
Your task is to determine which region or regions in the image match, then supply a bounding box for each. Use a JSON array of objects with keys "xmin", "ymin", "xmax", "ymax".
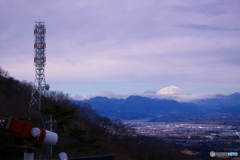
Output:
[{"xmin": 0, "ymin": 67, "xmax": 188, "ymax": 160}]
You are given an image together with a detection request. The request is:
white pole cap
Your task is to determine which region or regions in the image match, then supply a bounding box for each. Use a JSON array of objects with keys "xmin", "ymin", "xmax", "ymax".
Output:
[{"xmin": 58, "ymin": 152, "xmax": 68, "ymax": 160}]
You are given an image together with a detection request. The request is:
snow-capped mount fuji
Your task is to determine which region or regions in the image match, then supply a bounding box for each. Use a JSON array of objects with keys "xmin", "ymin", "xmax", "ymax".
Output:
[
  {"xmin": 156, "ymin": 85, "xmax": 188, "ymax": 95},
  {"xmin": 79, "ymin": 89, "xmax": 240, "ymax": 119}
]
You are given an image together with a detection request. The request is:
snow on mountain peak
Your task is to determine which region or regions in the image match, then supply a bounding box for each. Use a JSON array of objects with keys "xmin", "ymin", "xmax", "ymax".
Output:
[{"xmin": 156, "ymin": 85, "xmax": 188, "ymax": 95}]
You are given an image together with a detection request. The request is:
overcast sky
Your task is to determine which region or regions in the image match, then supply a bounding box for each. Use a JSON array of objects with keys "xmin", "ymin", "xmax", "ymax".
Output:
[{"xmin": 1, "ymin": 0, "xmax": 240, "ymax": 99}]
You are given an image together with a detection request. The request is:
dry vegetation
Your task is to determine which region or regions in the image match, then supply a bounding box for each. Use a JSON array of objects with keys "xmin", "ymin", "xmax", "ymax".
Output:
[{"xmin": 0, "ymin": 67, "xmax": 188, "ymax": 160}]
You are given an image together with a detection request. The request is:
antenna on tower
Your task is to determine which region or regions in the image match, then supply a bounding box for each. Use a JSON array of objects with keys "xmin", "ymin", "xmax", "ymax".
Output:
[{"xmin": 29, "ymin": 21, "xmax": 49, "ymax": 127}]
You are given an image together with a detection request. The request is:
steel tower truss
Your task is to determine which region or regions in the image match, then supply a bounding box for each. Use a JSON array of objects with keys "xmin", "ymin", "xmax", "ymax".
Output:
[{"xmin": 29, "ymin": 21, "xmax": 49, "ymax": 125}]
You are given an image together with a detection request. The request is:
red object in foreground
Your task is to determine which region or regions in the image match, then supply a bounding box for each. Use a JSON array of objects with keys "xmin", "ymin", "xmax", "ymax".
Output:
[{"xmin": 0, "ymin": 116, "xmax": 58, "ymax": 148}]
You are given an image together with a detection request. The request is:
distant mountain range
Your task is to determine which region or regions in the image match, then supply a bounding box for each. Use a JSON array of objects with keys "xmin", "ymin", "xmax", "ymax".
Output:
[
  {"xmin": 193, "ymin": 92, "xmax": 240, "ymax": 108},
  {"xmin": 79, "ymin": 92, "xmax": 240, "ymax": 120}
]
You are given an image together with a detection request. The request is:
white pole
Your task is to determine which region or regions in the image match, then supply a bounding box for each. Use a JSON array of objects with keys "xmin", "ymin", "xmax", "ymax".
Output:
[{"xmin": 24, "ymin": 148, "xmax": 34, "ymax": 160}]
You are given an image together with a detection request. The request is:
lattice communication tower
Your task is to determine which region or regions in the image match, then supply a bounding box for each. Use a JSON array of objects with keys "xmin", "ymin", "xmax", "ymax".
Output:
[{"xmin": 29, "ymin": 21, "xmax": 49, "ymax": 126}]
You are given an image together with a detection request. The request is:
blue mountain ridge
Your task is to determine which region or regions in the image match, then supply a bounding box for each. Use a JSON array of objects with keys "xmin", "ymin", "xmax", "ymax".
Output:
[
  {"xmin": 193, "ymin": 92, "xmax": 240, "ymax": 108},
  {"xmin": 77, "ymin": 92, "xmax": 240, "ymax": 120}
]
